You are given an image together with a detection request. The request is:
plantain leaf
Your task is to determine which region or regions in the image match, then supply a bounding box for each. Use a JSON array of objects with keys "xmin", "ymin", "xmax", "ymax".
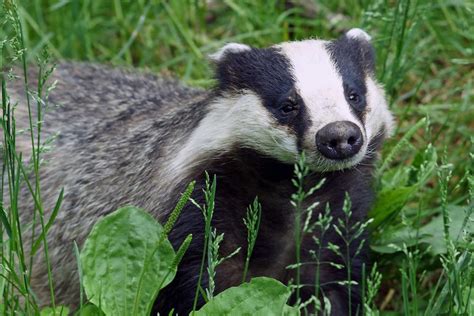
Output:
[
  {"xmin": 418, "ymin": 205, "xmax": 473, "ymax": 255},
  {"xmin": 40, "ymin": 306, "xmax": 69, "ymax": 316},
  {"xmin": 80, "ymin": 206, "xmax": 176, "ymax": 316},
  {"xmin": 74, "ymin": 304, "xmax": 105, "ymax": 316},
  {"xmin": 196, "ymin": 277, "xmax": 291, "ymax": 315},
  {"xmin": 369, "ymin": 186, "xmax": 414, "ymax": 229}
]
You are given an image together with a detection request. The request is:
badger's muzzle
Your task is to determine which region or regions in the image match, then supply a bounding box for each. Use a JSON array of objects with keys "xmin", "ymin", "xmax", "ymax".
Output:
[{"xmin": 316, "ymin": 121, "xmax": 363, "ymax": 160}]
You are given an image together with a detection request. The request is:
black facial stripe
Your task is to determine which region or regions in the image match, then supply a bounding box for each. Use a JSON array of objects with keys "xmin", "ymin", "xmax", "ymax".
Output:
[
  {"xmin": 269, "ymin": 90, "xmax": 310, "ymax": 152},
  {"xmin": 325, "ymin": 34, "xmax": 376, "ymax": 124},
  {"xmin": 214, "ymin": 46, "xmax": 311, "ymax": 150}
]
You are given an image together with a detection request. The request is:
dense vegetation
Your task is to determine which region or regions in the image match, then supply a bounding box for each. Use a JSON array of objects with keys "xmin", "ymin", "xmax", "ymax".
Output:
[{"xmin": 1, "ymin": 0, "xmax": 472, "ymax": 315}]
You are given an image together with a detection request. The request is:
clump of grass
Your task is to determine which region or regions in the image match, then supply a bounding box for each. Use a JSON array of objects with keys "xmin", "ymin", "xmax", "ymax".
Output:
[
  {"xmin": 422, "ymin": 161, "xmax": 473, "ymax": 315},
  {"xmin": 242, "ymin": 197, "xmax": 262, "ymax": 283},
  {"xmin": 364, "ymin": 262, "xmax": 383, "ymax": 316},
  {"xmin": 190, "ymin": 172, "xmax": 217, "ymax": 313},
  {"xmin": 332, "ymin": 193, "xmax": 373, "ymax": 315},
  {"xmin": 1, "ymin": 1, "xmax": 62, "ymax": 314},
  {"xmin": 190, "ymin": 173, "xmax": 241, "ymax": 312},
  {"xmin": 309, "ymin": 205, "xmax": 333, "ymax": 313},
  {"xmin": 289, "ymin": 152, "xmax": 325, "ymax": 306}
]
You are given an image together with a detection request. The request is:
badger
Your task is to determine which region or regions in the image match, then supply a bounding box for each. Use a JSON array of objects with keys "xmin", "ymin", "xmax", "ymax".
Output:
[{"xmin": 8, "ymin": 28, "xmax": 393, "ymax": 315}]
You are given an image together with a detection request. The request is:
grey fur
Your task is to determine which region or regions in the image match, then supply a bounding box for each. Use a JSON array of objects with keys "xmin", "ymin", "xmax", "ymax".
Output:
[{"xmin": 9, "ymin": 62, "xmax": 210, "ymax": 308}]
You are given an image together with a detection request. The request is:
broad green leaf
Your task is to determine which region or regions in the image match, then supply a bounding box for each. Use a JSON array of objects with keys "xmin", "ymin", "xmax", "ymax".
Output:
[
  {"xmin": 370, "ymin": 225, "xmax": 420, "ymax": 254},
  {"xmin": 369, "ymin": 186, "xmax": 414, "ymax": 229},
  {"xmin": 283, "ymin": 304, "xmax": 300, "ymax": 316},
  {"xmin": 418, "ymin": 205, "xmax": 473, "ymax": 255},
  {"xmin": 80, "ymin": 206, "xmax": 176, "ymax": 316},
  {"xmin": 40, "ymin": 306, "xmax": 70, "ymax": 316},
  {"xmin": 74, "ymin": 304, "xmax": 105, "ymax": 316},
  {"xmin": 196, "ymin": 277, "xmax": 291, "ymax": 315},
  {"xmin": 371, "ymin": 204, "xmax": 473, "ymax": 255}
]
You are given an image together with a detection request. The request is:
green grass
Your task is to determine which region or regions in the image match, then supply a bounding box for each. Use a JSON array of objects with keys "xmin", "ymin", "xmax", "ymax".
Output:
[{"xmin": 1, "ymin": 0, "xmax": 473, "ymax": 315}]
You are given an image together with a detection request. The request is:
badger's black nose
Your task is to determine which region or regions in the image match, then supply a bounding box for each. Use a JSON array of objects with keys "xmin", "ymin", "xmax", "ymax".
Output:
[{"xmin": 316, "ymin": 121, "xmax": 363, "ymax": 160}]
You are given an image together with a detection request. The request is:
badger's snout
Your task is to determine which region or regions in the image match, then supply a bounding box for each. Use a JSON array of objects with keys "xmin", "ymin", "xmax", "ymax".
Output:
[{"xmin": 316, "ymin": 121, "xmax": 363, "ymax": 160}]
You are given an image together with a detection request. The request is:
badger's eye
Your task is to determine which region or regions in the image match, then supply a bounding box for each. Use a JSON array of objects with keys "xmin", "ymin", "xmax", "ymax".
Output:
[
  {"xmin": 280, "ymin": 101, "xmax": 298, "ymax": 115},
  {"xmin": 347, "ymin": 90, "xmax": 366, "ymax": 111},
  {"xmin": 348, "ymin": 92, "xmax": 360, "ymax": 103},
  {"xmin": 277, "ymin": 88, "xmax": 299, "ymax": 118}
]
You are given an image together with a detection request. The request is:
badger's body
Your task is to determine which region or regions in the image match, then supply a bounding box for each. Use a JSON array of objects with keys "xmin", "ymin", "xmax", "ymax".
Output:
[{"xmin": 9, "ymin": 29, "xmax": 393, "ymax": 315}]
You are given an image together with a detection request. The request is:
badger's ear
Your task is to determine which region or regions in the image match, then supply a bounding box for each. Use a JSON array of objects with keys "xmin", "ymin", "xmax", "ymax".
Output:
[
  {"xmin": 345, "ymin": 28, "xmax": 372, "ymax": 42},
  {"xmin": 344, "ymin": 28, "xmax": 376, "ymax": 73},
  {"xmin": 208, "ymin": 43, "xmax": 252, "ymax": 63}
]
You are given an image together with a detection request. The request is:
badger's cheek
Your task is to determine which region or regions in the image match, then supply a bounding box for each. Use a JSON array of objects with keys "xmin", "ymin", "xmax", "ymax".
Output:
[{"xmin": 251, "ymin": 125, "xmax": 299, "ymax": 163}]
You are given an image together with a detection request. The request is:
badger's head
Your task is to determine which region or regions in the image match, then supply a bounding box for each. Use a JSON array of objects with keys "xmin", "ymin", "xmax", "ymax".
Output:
[{"xmin": 208, "ymin": 29, "xmax": 394, "ymax": 172}]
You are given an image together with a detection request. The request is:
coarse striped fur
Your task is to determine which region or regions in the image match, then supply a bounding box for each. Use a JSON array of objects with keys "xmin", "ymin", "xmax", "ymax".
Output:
[{"xmin": 7, "ymin": 29, "xmax": 393, "ymax": 315}]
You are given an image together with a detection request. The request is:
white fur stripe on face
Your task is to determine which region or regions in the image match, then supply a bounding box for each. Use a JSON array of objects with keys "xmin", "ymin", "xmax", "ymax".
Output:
[
  {"xmin": 365, "ymin": 77, "xmax": 395, "ymax": 139},
  {"xmin": 278, "ymin": 40, "xmax": 364, "ymax": 133},
  {"xmin": 166, "ymin": 91, "xmax": 299, "ymax": 179}
]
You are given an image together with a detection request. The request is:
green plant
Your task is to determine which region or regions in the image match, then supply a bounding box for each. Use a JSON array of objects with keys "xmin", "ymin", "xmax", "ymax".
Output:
[
  {"xmin": 308, "ymin": 205, "xmax": 333, "ymax": 314},
  {"xmin": 190, "ymin": 173, "xmax": 241, "ymax": 308},
  {"xmin": 78, "ymin": 181, "xmax": 195, "ymax": 315},
  {"xmin": 289, "ymin": 152, "xmax": 325, "ymax": 306},
  {"xmin": 242, "ymin": 197, "xmax": 262, "ymax": 283},
  {"xmin": 364, "ymin": 263, "xmax": 382, "ymax": 316},
  {"xmin": 80, "ymin": 206, "xmax": 177, "ymax": 316},
  {"xmin": 1, "ymin": 1, "xmax": 63, "ymax": 314},
  {"xmin": 195, "ymin": 277, "xmax": 291, "ymax": 315},
  {"xmin": 190, "ymin": 172, "xmax": 216, "ymax": 312},
  {"xmin": 331, "ymin": 193, "xmax": 373, "ymax": 316}
]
